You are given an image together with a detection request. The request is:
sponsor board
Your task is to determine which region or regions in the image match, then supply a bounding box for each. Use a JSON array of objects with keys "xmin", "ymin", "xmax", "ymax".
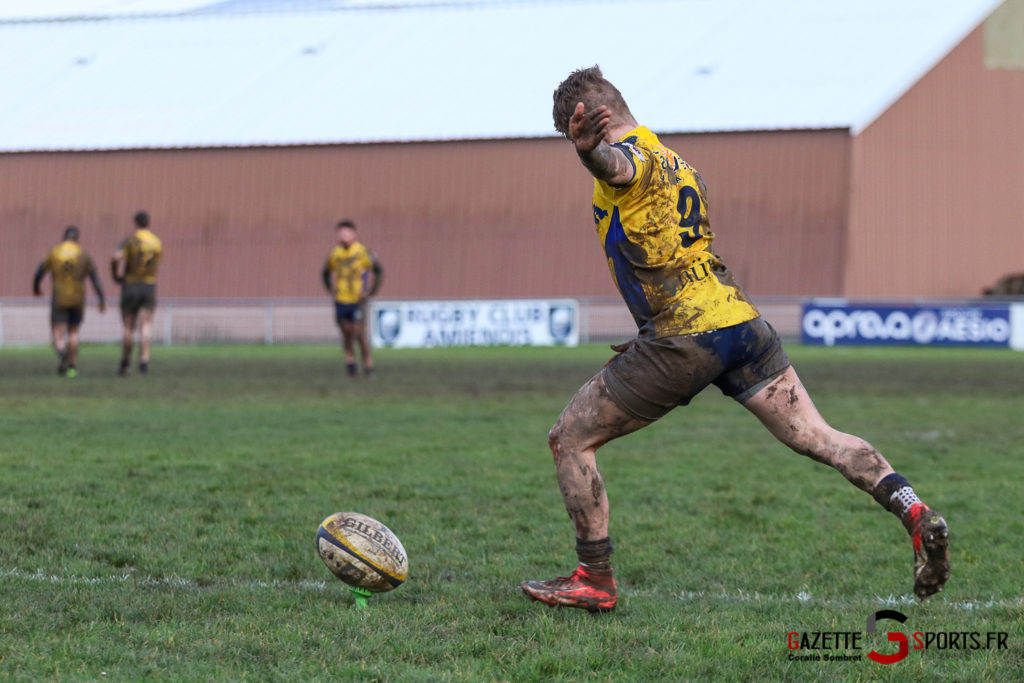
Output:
[
  {"xmin": 1012, "ymin": 303, "xmax": 1024, "ymax": 351},
  {"xmin": 802, "ymin": 301, "xmax": 1019, "ymax": 348},
  {"xmin": 371, "ymin": 299, "xmax": 578, "ymax": 348}
]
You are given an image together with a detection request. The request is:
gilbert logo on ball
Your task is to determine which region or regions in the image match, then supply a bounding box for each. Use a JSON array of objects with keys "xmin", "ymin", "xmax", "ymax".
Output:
[{"xmin": 316, "ymin": 512, "xmax": 408, "ymax": 593}]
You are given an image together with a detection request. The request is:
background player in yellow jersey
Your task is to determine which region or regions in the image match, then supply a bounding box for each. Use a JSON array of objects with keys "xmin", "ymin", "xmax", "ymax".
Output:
[
  {"xmin": 322, "ymin": 220, "xmax": 383, "ymax": 377},
  {"xmin": 521, "ymin": 66, "xmax": 950, "ymax": 612},
  {"xmin": 32, "ymin": 226, "xmax": 106, "ymax": 377},
  {"xmin": 111, "ymin": 211, "xmax": 163, "ymax": 375}
]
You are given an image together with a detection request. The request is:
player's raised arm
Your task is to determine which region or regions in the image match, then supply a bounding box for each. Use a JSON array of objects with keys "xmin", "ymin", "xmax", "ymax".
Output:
[{"xmin": 569, "ymin": 102, "xmax": 634, "ymax": 186}]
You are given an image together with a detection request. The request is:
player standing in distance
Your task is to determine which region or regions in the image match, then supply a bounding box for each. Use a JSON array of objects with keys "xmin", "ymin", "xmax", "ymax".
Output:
[
  {"xmin": 521, "ymin": 66, "xmax": 950, "ymax": 612},
  {"xmin": 111, "ymin": 211, "xmax": 163, "ymax": 375},
  {"xmin": 33, "ymin": 226, "xmax": 106, "ymax": 377},
  {"xmin": 322, "ymin": 220, "xmax": 383, "ymax": 377}
]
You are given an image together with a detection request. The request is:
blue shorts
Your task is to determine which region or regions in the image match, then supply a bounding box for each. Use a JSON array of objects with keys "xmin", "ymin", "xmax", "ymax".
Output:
[
  {"xmin": 335, "ymin": 302, "xmax": 365, "ymax": 324},
  {"xmin": 601, "ymin": 317, "xmax": 790, "ymax": 421}
]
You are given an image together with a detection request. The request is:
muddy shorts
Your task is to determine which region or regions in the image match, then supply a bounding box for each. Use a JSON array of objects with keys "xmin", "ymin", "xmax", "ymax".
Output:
[
  {"xmin": 601, "ymin": 316, "xmax": 790, "ymax": 422},
  {"xmin": 121, "ymin": 283, "xmax": 157, "ymax": 316},
  {"xmin": 51, "ymin": 305, "xmax": 83, "ymax": 327}
]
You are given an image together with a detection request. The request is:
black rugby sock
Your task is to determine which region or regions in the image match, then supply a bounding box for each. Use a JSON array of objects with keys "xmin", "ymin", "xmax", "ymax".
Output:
[
  {"xmin": 872, "ymin": 473, "xmax": 922, "ymax": 523},
  {"xmin": 576, "ymin": 537, "xmax": 614, "ymax": 575}
]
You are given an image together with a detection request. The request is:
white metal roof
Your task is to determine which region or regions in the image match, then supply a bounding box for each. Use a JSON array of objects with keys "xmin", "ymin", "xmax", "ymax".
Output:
[
  {"xmin": 0, "ymin": 0, "xmax": 485, "ymax": 21},
  {"xmin": 0, "ymin": 0, "xmax": 1004, "ymax": 151},
  {"xmin": 0, "ymin": 0, "xmax": 211, "ymax": 21}
]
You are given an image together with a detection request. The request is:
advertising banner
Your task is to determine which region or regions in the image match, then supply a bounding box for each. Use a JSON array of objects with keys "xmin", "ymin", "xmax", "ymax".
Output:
[
  {"xmin": 1012, "ymin": 303, "xmax": 1024, "ymax": 352},
  {"xmin": 802, "ymin": 301, "xmax": 1015, "ymax": 348},
  {"xmin": 371, "ymin": 299, "xmax": 579, "ymax": 348}
]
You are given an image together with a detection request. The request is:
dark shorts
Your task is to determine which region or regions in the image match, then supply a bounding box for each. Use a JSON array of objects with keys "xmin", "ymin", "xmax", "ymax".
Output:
[
  {"xmin": 335, "ymin": 302, "xmax": 366, "ymax": 324},
  {"xmin": 51, "ymin": 305, "xmax": 83, "ymax": 327},
  {"xmin": 121, "ymin": 283, "xmax": 157, "ymax": 316},
  {"xmin": 601, "ymin": 317, "xmax": 791, "ymax": 422}
]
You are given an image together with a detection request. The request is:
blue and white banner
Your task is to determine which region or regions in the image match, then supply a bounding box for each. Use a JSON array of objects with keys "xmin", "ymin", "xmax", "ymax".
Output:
[
  {"xmin": 802, "ymin": 301, "xmax": 1024, "ymax": 348},
  {"xmin": 371, "ymin": 299, "xmax": 579, "ymax": 348}
]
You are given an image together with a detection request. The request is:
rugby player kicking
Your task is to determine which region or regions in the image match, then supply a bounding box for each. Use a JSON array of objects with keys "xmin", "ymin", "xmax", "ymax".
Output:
[{"xmin": 521, "ymin": 66, "xmax": 950, "ymax": 612}]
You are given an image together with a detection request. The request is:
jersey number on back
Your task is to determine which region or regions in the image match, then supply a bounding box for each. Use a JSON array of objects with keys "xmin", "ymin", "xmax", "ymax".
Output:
[
  {"xmin": 677, "ymin": 186, "xmax": 705, "ymax": 248},
  {"xmin": 131, "ymin": 248, "xmax": 157, "ymax": 270}
]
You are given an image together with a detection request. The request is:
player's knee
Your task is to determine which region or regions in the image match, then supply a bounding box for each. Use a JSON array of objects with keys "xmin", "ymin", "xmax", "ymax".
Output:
[
  {"xmin": 549, "ymin": 419, "xmax": 577, "ymax": 463},
  {"xmin": 548, "ymin": 423, "xmax": 563, "ymax": 461}
]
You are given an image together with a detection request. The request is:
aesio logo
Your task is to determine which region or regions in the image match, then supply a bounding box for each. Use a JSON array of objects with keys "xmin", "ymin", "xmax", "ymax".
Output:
[{"xmin": 803, "ymin": 308, "xmax": 1010, "ymax": 346}]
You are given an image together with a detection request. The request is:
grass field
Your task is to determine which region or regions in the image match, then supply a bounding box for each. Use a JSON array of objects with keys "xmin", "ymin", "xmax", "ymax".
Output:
[{"xmin": 1, "ymin": 343, "xmax": 1022, "ymax": 681}]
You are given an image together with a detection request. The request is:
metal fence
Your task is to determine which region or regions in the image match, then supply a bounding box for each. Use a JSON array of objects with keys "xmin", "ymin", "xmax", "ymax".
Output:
[{"xmin": 0, "ymin": 296, "xmax": 806, "ymax": 348}]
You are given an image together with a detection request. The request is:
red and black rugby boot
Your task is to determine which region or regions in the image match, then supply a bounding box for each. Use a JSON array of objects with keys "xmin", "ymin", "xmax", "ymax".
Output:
[
  {"xmin": 904, "ymin": 502, "xmax": 950, "ymax": 600},
  {"xmin": 521, "ymin": 565, "xmax": 617, "ymax": 612}
]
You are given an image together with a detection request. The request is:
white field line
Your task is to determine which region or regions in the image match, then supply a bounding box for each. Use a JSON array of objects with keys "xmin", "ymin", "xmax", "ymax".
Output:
[
  {"xmin": 3, "ymin": 567, "xmax": 1022, "ymax": 612},
  {"xmin": 668, "ymin": 588, "xmax": 1024, "ymax": 612}
]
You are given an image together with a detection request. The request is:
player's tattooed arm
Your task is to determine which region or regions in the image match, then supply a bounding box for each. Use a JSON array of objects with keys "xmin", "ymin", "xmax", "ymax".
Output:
[
  {"xmin": 578, "ymin": 143, "xmax": 634, "ymax": 186},
  {"xmin": 569, "ymin": 102, "xmax": 635, "ymax": 186}
]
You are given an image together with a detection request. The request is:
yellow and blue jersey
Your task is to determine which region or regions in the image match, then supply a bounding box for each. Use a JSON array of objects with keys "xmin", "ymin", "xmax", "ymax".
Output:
[
  {"xmin": 120, "ymin": 229, "xmax": 163, "ymax": 284},
  {"xmin": 325, "ymin": 242, "xmax": 376, "ymax": 304},
  {"xmin": 593, "ymin": 126, "xmax": 759, "ymax": 338},
  {"xmin": 43, "ymin": 241, "xmax": 94, "ymax": 308}
]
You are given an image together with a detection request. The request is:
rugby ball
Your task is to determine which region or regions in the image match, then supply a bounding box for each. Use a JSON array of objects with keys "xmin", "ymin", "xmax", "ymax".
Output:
[{"xmin": 316, "ymin": 512, "xmax": 408, "ymax": 593}]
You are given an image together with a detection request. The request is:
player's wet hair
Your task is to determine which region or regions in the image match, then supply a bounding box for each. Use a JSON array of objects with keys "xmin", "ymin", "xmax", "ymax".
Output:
[
  {"xmin": 63, "ymin": 225, "xmax": 79, "ymax": 241},
  {"xmin": 552, "ymin": 65, "xmax": 632, "ymax": 140},
  {"xmin": 134, "ymin": 211, "xmax": 149, "ymax": 228},
  {"xmin": 337, "ymin": 219, "xmax": 356, "ymax": 230}
]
